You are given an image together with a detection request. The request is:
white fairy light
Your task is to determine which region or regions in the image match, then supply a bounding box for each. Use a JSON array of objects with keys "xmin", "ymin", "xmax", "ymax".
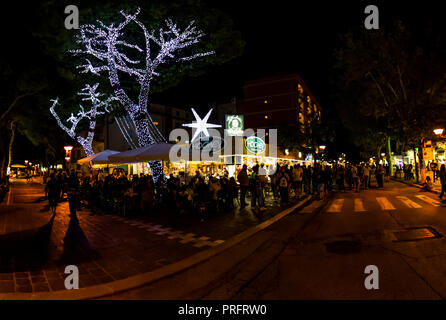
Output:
[
  {"xmin": 183, "ymin": 108, "xmax": 221, "ymax": 142},
  {"xmin": 71, "ymin": 8, "xmax": 214, "ymax": 183},
  {"xmin": 50, "ymin": 83, "xmax": 117, "ymax": 156}
]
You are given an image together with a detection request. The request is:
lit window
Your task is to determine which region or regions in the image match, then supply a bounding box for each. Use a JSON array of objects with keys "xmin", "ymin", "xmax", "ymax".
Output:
[
  {"xmin": 265, "ymin": 115, "xmax": 268, "ymax": 119},
  {"xmin": 264, "ymin": 100, "xmax": 268, "ymax": 104},
  {"xmin": 154, "ymin": 121, "xmax": 159, "ymax": 125}
]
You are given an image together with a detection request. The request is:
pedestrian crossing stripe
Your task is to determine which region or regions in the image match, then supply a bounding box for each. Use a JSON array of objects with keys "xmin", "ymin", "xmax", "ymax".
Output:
[
  {"xmin": 376, "ymin": 197, "xmax": 396, "ymax": 210},
  {"xmin": 354, "ymin": 198, "xmax": 366, "ymax": 212},
  {"xmin": 327, "ymin": 199, "xmax": 344, "ymax": 212},
  {"xmin": 416, "ymin": 195, "xmax": 440, "ymax": 207},
  {"xmin": 396, "ymin": 196, "xmax": 422, "ymax": 208}
]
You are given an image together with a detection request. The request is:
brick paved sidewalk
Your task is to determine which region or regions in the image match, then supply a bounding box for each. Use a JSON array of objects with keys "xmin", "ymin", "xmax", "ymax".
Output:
[{"xmin": 0, "ymin": 181, "xmax": 308, "ymax": 294}]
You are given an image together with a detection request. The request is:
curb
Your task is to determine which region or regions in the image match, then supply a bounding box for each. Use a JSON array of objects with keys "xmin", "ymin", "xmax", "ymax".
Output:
[
  {"xmin": 391, "ymin": 177, "xmax": 440, "ymax": 195},
  {"xmin": 0, "ymin": 195, "xmax": 312, "ymax": 300}
]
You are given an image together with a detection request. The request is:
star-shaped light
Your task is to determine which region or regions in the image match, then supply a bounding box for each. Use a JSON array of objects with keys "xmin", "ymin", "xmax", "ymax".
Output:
[{"xmin": 183, "ymin": 108, "xmax": 221, "ymax": 142}]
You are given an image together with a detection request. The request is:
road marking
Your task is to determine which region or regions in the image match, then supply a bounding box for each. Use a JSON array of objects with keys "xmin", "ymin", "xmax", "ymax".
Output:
[
  {"xmin": 376, "ymin": 197, "xmax": 396, "ymax": 210},
  {"xmin": 396, "ymin": 196, "xmax": 422, "ymax": 208},
  {"xmin": 300, "ymin": 200, "xmax": 323, "ymax": 213},
  {"xmin": 327, "ymin": 199, "xmax": 344, "ymax": 213},
  {"xmin": 354, "ymin": 198, "xmax": 366, "ymax": 212},
  {"xmin": 416, "ymin": 195, "xmax": 440, "ymax": 207}
]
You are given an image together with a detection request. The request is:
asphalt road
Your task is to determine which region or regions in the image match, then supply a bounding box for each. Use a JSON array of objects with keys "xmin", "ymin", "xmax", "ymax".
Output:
[
  {"xmin": 115, "ymin": 180, "xmax": 446, "ymax": 299},
  {"xmin": 211, "ymin": 181, "xmax": 446, "ymax": 299}
]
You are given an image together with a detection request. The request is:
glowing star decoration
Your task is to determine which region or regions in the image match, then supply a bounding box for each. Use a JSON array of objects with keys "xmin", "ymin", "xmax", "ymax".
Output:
[
  {"xmin": 183, "ymin": 108, "xmax": 221, "ymax": 142},
  {"xmin": 70, "ymin": 8, "xmax": 214, "ymax": 183},
  {"xmin": 50, "ymin": 84, "xmax": 117, "ymax": 156}
]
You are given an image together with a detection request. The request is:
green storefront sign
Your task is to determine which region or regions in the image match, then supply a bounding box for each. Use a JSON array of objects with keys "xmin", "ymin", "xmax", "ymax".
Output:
[
  {"xmin": 245, "ymin": 136, "xmax": 266, "ymax": 154},
  {"xmin": 225, "ymin": 114, "xmax": 244, "ymax": 136}
]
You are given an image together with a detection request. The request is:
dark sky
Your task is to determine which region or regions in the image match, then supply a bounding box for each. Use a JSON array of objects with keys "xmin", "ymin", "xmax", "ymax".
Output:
[
  {"xmin": 3, "ymin": 0, "xmax": 446, "ymax": 162},
  {"xmin": 155, "ymin": 0, "xmax": 446, "ymax": 112}
]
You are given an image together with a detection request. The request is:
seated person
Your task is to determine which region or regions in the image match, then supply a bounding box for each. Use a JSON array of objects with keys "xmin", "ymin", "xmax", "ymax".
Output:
[{"xmin": 422, "ymin": 176, "xmax": 433, "ymax": 191}]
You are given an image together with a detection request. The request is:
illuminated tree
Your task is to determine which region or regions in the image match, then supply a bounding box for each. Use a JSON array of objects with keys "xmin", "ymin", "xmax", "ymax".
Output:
[
  {"xmin": 50, "ymin": 83, "xmax": 116, "ymax": 156},
  {"xmin": 71, "ymin": 8, "xmax": 214, "ymax": 182}
]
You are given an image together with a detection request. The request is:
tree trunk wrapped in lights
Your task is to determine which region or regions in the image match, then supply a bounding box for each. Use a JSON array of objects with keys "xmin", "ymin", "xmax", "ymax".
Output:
[
  {"xmin": 50, "ymin": 83, "xmax": 116, "ymax": 157},
  {"xmin": 70, "ymin": 8, "xmax": 214, "ymax": 183}
]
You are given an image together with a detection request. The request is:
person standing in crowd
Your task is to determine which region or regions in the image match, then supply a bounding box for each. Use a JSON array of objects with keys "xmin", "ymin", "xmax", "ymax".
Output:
[
  {"xmin": 352, "ymin": 165, "xmax": 360, "ymax": 192},
  {"xmin": 376, "ymin": 164, "xmax": 384, "ymax": 188},
  {"xmin": 140, "ymin": 176, "xmax": 154, "ymax": 213},
  {"xmin": 67, "ymin": 170, "xmax": 80, "ymax": 218},
  {"xmin": 363, "ymin": 164, "xmax": 370, "ymax": 190},
  {"xmin": 249, "ymin": 165, "xmax": 265, "ymax": 211},
  {"xmin": 296, "ymin": 164, "xmax": 303, "ymax": 196},
  {"xmin": 237, "ymin": 164, "xmax": 249, "ymax": 208},
  {"xmin": 269, "ymin": 164, "xmax": 278, "ymax": 200},
  {"xmin": 337, "ymin": 165, "xmax": 346, "ymax": 192},
  {"xmin": 209, "ymin": 177, "xmax": 222, "ymax": 212},
  {"xmin": 45, "ymin": 173, "xmax": 61, "ymax": 214},
  {"xmin": 277, "ymin": 166, "xmax": 290, "ymax": 204},
  {"xmin": 258, "ymin": 163, "xmax": 267, "ymax": 208},
  {"xmin": 439, "ymin": 164, "xmax": 446, "ymax": 201},
  {"xmin": 303, "ymin": 165, "xmax": 311, "ymax": 195}
]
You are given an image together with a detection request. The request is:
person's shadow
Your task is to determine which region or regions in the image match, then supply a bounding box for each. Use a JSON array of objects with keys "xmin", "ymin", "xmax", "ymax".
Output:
[{"xmin": 58, "ymin": 215, "xmax": 99, "ymax": 265}]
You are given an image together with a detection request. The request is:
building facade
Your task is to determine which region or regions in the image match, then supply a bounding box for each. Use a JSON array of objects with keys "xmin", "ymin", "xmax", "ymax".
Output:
[{"xmin": 236, "ymin": 74, "xmax": 321, "ymax": 133}]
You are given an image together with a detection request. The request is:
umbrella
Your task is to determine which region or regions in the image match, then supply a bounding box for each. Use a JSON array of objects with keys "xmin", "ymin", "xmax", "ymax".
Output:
[
  {"xmin": 77, "ymin": 149, "xmax": 120, "ymax": 165},
  {"xmin": 10, "ymin": 164, "xmax": 26, "ymax": 168},
  {"xmin": 108, "ymin": 143, "xmax": 188, "ymax": 163}
]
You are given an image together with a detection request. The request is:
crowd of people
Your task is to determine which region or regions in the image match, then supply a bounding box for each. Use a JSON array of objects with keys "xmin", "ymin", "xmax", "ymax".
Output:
[{"xmin": 40, "ymin": 162, "xmax": 393, "ymax": 217}]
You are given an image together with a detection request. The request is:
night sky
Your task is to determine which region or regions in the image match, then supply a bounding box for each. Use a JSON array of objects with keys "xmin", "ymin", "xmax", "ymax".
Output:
[
  {"xmin": 155, "ymin": 0, "xmax": 446, "ymax": 111},
  {"xmin": 3, "ymin": 0, "xmax": 446, "ymax": 162}
]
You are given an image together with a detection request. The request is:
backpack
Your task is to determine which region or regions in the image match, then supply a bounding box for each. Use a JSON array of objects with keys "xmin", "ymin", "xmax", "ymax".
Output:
[{"xmin": 279, "ymin": 175, "xmax": 288, "ymax": 188}]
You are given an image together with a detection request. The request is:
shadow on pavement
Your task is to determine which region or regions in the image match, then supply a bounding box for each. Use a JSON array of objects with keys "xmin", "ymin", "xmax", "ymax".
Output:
[
  {"xmin": 57, "ymin": 215, "xmax": 100, "ymax": 265},
  {"xmin": 0, "ymin": 213, "xmax": 56, "ymax": 272}
]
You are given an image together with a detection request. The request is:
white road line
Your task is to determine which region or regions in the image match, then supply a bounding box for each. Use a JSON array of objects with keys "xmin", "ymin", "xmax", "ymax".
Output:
[
  {"xmin": 396, "ymin": 196, "xmax": 422, "ymax": 208},
  {"xmin": 376, "ymin": 197, "xmax": 396, "ymax": 210},
  {"xmin": 354, "ymin": 198, "xmax": 366, "ymax": 212},
  {"xmin": 327, "ymin": 199, "xmax": 344, "ymax": 213},
  {"xmin": 416, "ymin": 195, "xmax": 440, "ymax": 207}
]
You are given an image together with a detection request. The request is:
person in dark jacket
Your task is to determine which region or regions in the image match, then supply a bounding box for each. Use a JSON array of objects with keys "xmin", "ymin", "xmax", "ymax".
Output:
[
  {"xmin": 439, "ymin": 164, "xmax": 446, "ymax": 201},
  {"xmin": 45, "ymin": 173, "xmax": 61, "ymax": 214},
  {"xmin": 237, "ymin": 165, "xmax": 249, "ymax": 207},
  {"xmin": 67, "ymin": 170, "xmax": 80, "ymax": 218}
]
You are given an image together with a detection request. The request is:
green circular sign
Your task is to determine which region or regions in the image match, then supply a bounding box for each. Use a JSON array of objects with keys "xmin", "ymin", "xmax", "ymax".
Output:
[{"xmin": 245, "ymin": 136, "xmax": 266, "ymax": 154}]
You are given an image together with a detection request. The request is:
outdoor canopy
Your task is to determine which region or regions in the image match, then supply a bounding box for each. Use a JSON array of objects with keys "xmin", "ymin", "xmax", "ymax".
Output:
[
  {"xmin": 77, "ymin": 149, "xmax": 120, "ymax": 165},
  {"xmin": 10, "ymin": 164, "xmax": 27, "ymax": 168},
  {"xmin": 108, "ymin": 143, "xmax": 178, "ymax": 163}
]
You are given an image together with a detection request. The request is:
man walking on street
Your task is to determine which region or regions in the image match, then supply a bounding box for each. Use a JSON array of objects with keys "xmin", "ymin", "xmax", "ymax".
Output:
[{"xmin": 67, "ymin": 170, "xmax": 80, "ymax": 218}]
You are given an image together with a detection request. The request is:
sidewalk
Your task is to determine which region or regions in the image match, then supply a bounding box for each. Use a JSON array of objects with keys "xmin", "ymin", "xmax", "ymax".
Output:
[
  {"xmin": 392, "ymin": 177, "xmax": 442, "ymax": 194},
  {"xmin": 0, "ymin": 181, "xmax": 311, "ymax": 296}
]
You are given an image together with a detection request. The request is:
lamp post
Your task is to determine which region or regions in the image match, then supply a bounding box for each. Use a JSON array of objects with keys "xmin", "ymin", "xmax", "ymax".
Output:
[{"xmin": 64, "ymin": 146, "xmax": 73, "ymax": 171}]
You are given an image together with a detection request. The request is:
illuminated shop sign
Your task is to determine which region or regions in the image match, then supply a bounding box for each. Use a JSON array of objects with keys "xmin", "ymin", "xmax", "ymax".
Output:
[
  {"xmin": 225, "ymin": 114, "xmax": 244, "ymax": 136},
  {"xmin": 245, "ymin": 136, "xmax": 266, "ymax": 154}
]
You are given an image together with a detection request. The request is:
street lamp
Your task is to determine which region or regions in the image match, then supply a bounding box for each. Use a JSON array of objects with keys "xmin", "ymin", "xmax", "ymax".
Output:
[
  {"xmin": 64, "ymin": 146, "xmax": 73, "ymax": 171},
  {"xmin": 434, "ymin": 128, "xmax": 444, "ymax": 136}
]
